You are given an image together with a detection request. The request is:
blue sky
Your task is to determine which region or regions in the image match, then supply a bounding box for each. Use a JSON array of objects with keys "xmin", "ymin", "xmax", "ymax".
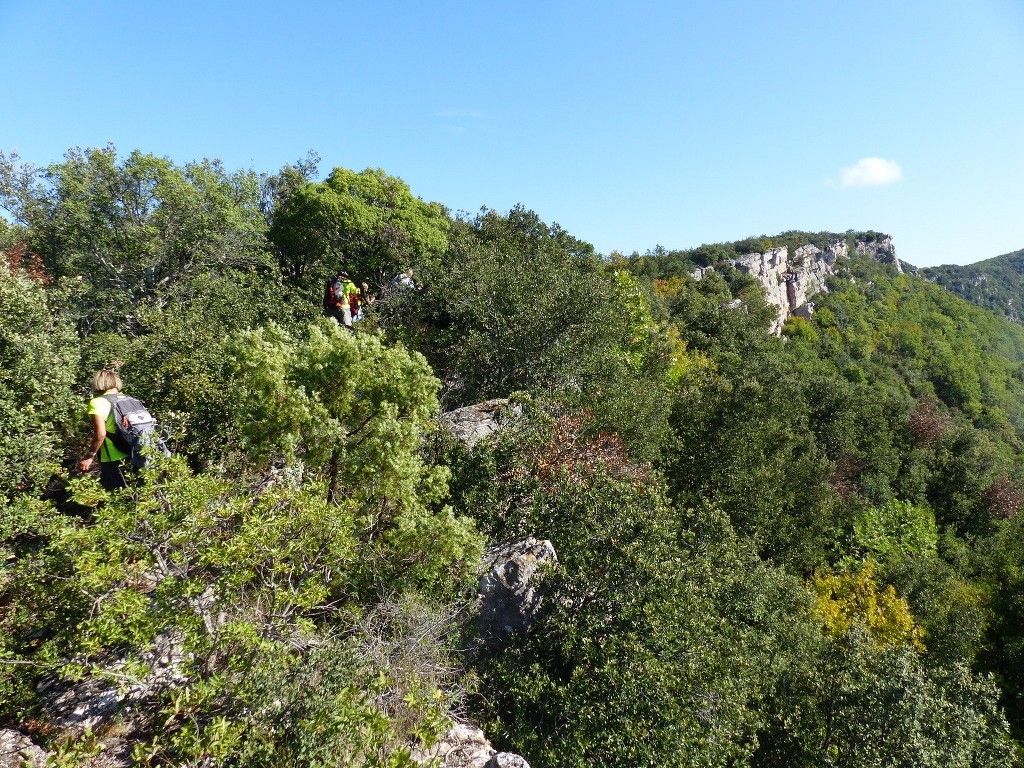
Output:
[{"xmin": 1, "ymin": 0, "xmax": 1021, "ymax": 267}]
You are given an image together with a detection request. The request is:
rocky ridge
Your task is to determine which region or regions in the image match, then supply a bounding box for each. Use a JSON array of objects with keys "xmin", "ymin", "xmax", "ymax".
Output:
[
  {"xmin": 693, "ymin": 235, "xmax": 903, "ymax": 334},
  {"xmin": 922, "ymin": 247, "xmax": 1024, "ymax": 323}
]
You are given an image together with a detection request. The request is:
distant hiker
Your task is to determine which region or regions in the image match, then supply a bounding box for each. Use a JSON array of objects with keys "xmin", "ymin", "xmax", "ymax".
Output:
[
  {"xmin": 352, "ymin": 281, "xmax": 376, "ymax": 322},
  {"xmin": 324, "ymin": 271, "xmax": 343, "ymax": 321},
  {"xmin": 363, "ymin": 281, "xmax": 377, "ymax": 305},
  {"xmin": 392, "ymin": 268, "xmax": 416, "ymax": 291},
  {"xmin": 323, "ymin": 276, "xmax": 339, "ymax": 320},
  {"xmin": 349, "ymin": 281, "xmax": 362, "ymax": 320},
  {"xmin": 325, "ymin": 270, "xmax": 358, "ymax": 327}
]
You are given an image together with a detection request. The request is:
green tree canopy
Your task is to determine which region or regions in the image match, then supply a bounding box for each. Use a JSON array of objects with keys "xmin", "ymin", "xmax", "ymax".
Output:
[
  {"xmin": 399, "ymin": 206, "xmax": 674, "ymax": 457},
  {"xmin": 0, "ymin": 145, "xmax": 274, "ymax": 337},
  {"xmin": 268, "ymin": 166, "xmax": 451, "ymax": 292}
]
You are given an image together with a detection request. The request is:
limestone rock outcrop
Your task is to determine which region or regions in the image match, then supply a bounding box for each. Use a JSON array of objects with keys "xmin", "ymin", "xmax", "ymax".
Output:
[
  {"xmin": 856, "ymin": 234, "xmax": 900, "ymax": 272},
  {"xmin": 0, "ymin": 730, "xmax": 48, "ymax": 768},
  {"xmin": 40, "ymin": 632, "xmax": 187, "ymax": 734},
  {"xmin": 441, "ymin": 399, "xmax": 520, "ymax": 448},
  {"xmin": 0, "ymin": 727, "xmax": 133, "ymax": 768},
  {"xmin": 727, "ymin": 240, "xmax": 847, "ymax": 335},
  {"xmin": 478, "ymin": 537, "xmax": 557, "ymax": 647},
  {"xmin": 413, "ymin": 723, "xmax": 531, "ymax": 768},
  {"xmin": 10, "ymin": 632, "xmax": 190, "ymax": 768},
  {"xmin": 694, "ymin": 234, "xmax": 901, "ymax": 335}
]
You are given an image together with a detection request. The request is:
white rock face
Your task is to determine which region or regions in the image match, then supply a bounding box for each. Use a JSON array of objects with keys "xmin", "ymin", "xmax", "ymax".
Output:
[
  {"xmin": 695, "ymin": 236, "xmax": 899, "ymax": 335},
  {"xmin": 0, "ymin": 730, "xmax": 48, "ymax": 768},
  {"xmin": 691, "ymin": 266, "xmax": 715, "ymax": 281},
  {"xmin": 413, "ymin": 723, "xmax": 531, "ymax": 768},
  {"xmin": 855, "ymin": 235, "xmax": 900, "ymax": 272}
]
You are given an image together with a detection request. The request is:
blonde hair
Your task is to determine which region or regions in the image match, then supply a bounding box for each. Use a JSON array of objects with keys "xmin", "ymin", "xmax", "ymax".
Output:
[{"xmin": 91, "ymin": 369, "xmax": 123, "ymax": 395}]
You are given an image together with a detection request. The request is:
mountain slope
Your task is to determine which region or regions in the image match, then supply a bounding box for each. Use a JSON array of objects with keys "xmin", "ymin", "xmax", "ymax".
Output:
[{"xmin": 924, "ymin": 248, "xmax": 1024, "ymax": 322}]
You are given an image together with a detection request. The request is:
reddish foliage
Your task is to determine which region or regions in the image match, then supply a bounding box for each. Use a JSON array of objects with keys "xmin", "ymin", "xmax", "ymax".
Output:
[
  {"xmin": 532, "ymin": 412, "xmax": 648, "ymax": 491},
  {"xmin": 829, "ymin": 454, "xmax": 865, "ymax": 499},
  {"xmin": 19, "ymin": 718, "xmax": 60, "ymax": 740},
  {"xmin": 2, "ymin": 243, "xmax": 51, "ymax": 285},
  {"xmin": 909, "ymin": 395, "xmax": 950, "ymax": 448},
  {"xmin": 983, "ymin": 477, "xmax": 1024, "ymax": 520}
]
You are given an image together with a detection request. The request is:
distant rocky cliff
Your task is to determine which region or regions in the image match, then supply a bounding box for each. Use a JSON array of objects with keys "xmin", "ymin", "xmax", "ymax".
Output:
[{"xmin": 691, "ymin": 234, "xmax": 904, "ymax": 334}]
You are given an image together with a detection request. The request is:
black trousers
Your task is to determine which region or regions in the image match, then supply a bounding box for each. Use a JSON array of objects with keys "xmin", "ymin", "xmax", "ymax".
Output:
[{"xmin": 99, "ymin": 459, "xmax": 133, "ymax": 491}]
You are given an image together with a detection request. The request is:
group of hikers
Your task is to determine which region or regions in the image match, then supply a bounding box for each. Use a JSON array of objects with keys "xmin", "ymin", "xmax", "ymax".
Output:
[
  {"xmin": 79, "ymin": 267, "xmax": 423, "ymax": 489},
  {"xmin": 322, "ymin": 268, "xmax": 418, "ymax": 327},
  {"xmin": 323, "ymin": 270, "xmax": 374, "ymax": 327}
]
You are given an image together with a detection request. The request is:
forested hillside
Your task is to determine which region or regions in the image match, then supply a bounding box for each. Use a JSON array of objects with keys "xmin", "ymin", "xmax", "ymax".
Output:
[
  {"xmin": 2, "ymin": 146, "xmax": 1024, "ymax": 767},
  {"xmin": 925, "ymin": 248, "xmax": 1024, "ymax": 322}
]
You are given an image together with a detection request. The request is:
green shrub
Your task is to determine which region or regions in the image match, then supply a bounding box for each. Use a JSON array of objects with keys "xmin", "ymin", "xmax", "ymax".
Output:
[{"xmin": 0, "ymin": 262, "xmax": 78, "ymax": 501}]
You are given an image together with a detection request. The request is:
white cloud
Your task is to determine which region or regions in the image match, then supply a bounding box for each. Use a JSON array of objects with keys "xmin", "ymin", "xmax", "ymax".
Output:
[{"xmin": 840, "ymin": 157, "xmax": 904, "ymax": 188}]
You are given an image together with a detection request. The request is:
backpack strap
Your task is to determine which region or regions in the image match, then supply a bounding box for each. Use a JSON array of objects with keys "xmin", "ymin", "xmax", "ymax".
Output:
[{"xmin": 101, "ymin": 393, "xmax": 131, "ymax": 454}]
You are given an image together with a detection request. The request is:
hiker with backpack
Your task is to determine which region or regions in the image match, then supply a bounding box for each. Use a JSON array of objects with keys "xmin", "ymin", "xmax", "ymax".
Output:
[
  {"xmin": 391, "ymin": 268, "xmax": 416, "ymax": 292},
  {"xmin": 78, "ymin": 369, "xmax": 167, "ymax": 490},
  {"xmin": 352, "ymin": 281, "xmax": 376, "ymax": 322},
  {"xmin": 325, "ymin": 270, "xmax": 358, "ymax": 327}
]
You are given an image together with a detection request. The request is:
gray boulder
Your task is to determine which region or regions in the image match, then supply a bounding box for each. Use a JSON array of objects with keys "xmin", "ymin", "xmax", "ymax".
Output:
[
  {"xmin": 478, "ymin": 537, "xmax": 557, "ymax": 647},
  {"xmin": 441, "ymin": 399, "xmax": 520, "ymax": 448}
]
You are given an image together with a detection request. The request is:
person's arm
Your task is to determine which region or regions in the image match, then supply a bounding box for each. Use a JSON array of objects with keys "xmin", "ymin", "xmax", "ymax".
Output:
[{"xmin": 78, "ymin": 412, "xmax": 107, "ymax": 472}]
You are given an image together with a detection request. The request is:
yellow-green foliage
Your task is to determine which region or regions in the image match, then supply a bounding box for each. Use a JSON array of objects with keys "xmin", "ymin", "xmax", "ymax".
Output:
[
  {"xmin": 781, "ymin": 315, "xmax": 819, "ymax": 344},
  {"xmin": 810, "ymin": 561, "xmax": 925, "ymax": 650},
  {"xmin": 612, "ymin": 269, "xmax": 657, "ymax": 370},
  {"xmin": 651, "ymin": 275, "xmax": 688, "ymax": 300},
  {"xmin": 854, "ymin": 499, "xmax": 939, "ymax": 562},
  {"xmin": 663, "ymin": 324, "xmax": 715, "ymax": 385}
]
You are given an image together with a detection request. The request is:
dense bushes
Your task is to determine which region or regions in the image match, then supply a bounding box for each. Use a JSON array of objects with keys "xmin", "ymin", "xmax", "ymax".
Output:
[
  {"xmin": 3, "ymin": 147, "xmax": 1024, "ymax": 765},
  {"xmin": 0, "ymin": 320, "xmax": 483, "ymax": 765},
  {"xmin": 0, "ymin": 257, "xmax": 78, "ymax": 501}
]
